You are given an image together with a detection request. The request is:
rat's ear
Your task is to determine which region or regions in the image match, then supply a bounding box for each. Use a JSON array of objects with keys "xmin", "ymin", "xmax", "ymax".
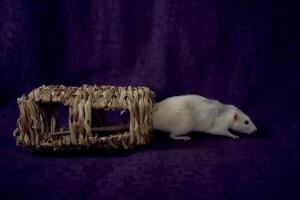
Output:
[{"xmin": 233, "ymin": 112, "xmax": 239, "ymax": 121}]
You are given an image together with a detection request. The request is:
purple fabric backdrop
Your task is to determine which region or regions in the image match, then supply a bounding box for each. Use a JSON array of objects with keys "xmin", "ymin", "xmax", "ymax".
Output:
[{"xmin": 1, "ymin": 0, "xmax": 299, "ymax": 199}]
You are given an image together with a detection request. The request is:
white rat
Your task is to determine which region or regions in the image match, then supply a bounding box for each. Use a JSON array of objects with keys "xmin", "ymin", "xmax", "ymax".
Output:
[{"xmin": 153, "ymin": 95, "xmax": 257, "ymax": 141}]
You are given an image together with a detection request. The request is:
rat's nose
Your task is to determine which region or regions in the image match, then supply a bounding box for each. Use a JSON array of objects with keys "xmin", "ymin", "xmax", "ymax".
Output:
[{"xmin": 252, "ymin": 127, "xmax": 258, "ymax": 134}]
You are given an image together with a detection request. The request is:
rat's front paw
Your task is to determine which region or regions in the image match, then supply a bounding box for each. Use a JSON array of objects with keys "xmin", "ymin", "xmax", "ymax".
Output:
[
  {"xmin": 182, "ymin": 136, "xmax": 191, "ymax": 141},
  {"xmin": 228, "ymin": 134, "xmax": 239, "ymax": 139}
]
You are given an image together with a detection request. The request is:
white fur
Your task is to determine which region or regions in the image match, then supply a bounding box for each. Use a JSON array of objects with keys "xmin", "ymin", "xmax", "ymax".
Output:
[{"xmin": 153, "ymin": 95, "xmax": 257, "ymax": 141}]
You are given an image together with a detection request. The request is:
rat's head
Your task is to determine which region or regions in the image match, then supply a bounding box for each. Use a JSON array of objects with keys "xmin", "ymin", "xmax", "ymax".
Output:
[{"xmin": 228, "ymin": 106, "xmax": 257, "ymax": 134}]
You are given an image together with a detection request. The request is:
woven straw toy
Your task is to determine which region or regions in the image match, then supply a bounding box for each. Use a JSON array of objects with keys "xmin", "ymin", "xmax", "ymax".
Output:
[{"xmin": 13, "ymin": 85, "xmax": 155, "ymax": 151}]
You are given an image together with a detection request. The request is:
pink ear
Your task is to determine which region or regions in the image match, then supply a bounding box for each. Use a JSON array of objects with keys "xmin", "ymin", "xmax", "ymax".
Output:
[{"xmin": 233, "ymin": 112, "xmax": 239, "ymax": 121}]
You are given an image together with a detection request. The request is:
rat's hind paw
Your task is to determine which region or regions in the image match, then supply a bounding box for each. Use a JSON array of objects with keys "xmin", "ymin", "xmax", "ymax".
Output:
[{"xmin": 170, "ymin": 135, "xmax": 191, "ymax": 141}]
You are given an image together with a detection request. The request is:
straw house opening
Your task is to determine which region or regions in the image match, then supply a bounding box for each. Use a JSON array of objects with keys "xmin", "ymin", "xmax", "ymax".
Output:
[{"xmin": 91, "ymin": 108, "xmax": 130, "ymax": 137}]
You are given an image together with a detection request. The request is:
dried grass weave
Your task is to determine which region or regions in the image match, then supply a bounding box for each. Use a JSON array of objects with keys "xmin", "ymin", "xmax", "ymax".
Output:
[{"xmin": 13, "ymin": 85, "xmax": 155, "ymax": 151}]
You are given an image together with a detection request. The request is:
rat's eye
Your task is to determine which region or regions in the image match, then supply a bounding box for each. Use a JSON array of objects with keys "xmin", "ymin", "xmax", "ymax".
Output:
[{"xmin": 244, "ymin": 120, "xmax": 249, "ymax": 125}]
